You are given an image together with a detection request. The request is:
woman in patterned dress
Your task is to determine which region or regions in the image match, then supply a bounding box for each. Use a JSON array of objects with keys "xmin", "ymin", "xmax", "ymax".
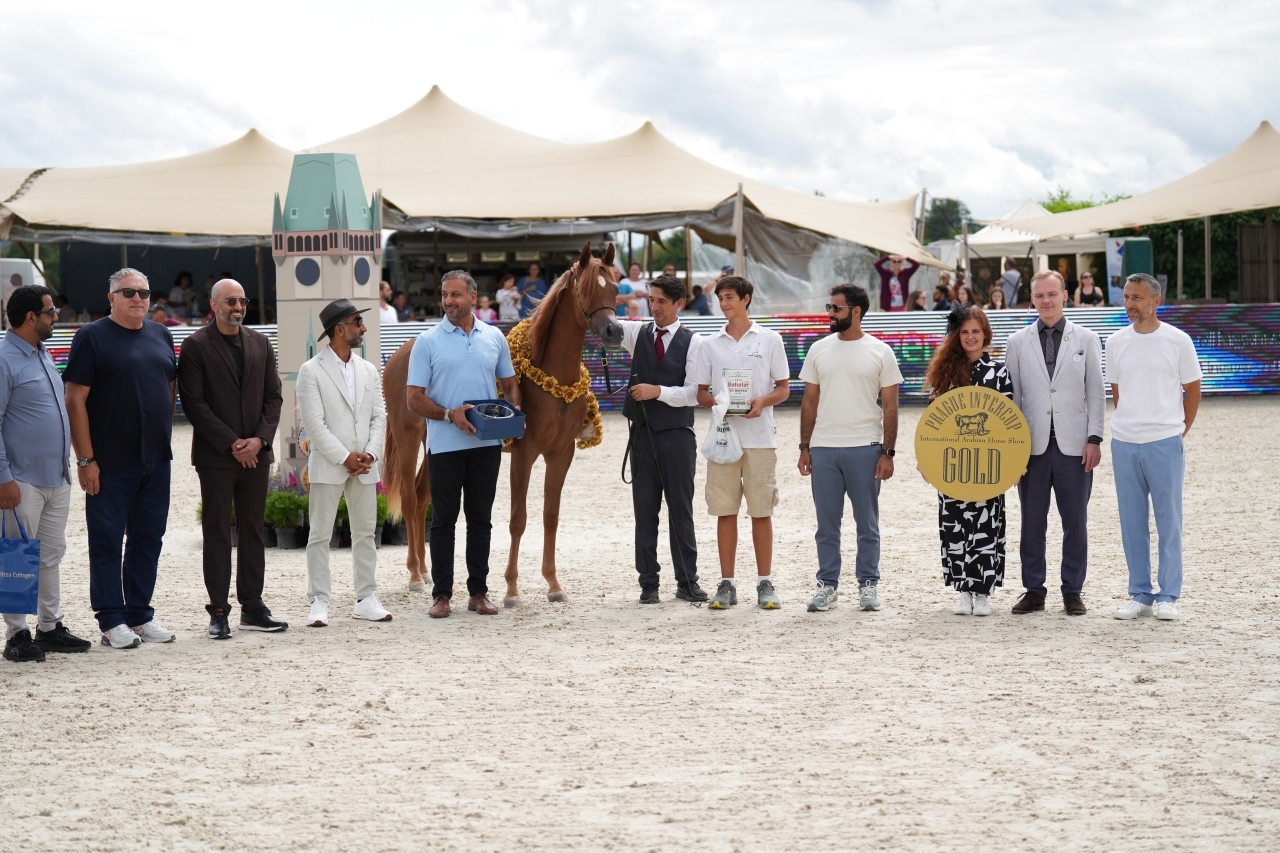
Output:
[{"xmin": 924, "ymin": 305, "xmax": 1013, "ymax": 616}]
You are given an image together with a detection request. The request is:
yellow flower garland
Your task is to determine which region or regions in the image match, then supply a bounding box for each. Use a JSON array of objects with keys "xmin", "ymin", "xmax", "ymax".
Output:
[{"xmin": 503, "ymin": 319, "xmax": 603, "ymax": 450}]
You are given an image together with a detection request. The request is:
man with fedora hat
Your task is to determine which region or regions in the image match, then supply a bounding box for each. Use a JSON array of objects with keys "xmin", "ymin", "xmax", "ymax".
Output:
[{"xmin": 296, "ymin": 298, "xmax": 389, "ymax": 628}]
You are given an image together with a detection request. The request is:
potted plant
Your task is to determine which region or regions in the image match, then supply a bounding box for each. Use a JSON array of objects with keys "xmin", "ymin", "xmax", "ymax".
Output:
[{"xmin": 265, "ymin": 491, "xmax": 305, "ymax": 549}]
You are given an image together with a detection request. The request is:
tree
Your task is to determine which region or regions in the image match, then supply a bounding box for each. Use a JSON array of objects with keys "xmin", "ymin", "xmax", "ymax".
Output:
[{"xmin": 923, "ymin": 198, "xmax": 971, "ymax": 243}]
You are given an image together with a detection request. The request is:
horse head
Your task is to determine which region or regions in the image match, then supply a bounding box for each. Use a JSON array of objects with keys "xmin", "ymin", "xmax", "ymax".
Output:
[{"xmin": 572, "ymin": 242, "xmax": 623, "ymax": 349}]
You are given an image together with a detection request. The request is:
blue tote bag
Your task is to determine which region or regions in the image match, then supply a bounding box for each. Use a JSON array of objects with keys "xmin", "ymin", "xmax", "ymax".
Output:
[{"xmin": 0, "ymin": 509, "xmax": 41, "ymax": 615}]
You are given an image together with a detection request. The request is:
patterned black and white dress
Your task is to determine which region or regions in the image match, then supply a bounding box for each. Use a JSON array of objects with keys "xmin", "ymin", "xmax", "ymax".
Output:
[{"xmin": 938, "ymin": 354, "xmax": 1013, "ymax": 594}]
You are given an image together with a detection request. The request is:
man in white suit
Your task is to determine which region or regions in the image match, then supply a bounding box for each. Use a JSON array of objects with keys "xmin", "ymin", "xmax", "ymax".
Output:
[
  {"xmin": 1005, "ymin": 270, "xmax": 1105, "ymax": 616},
  {"xmin": 296, "ymin": 299, "xmax": 389, "ymax": 627}
]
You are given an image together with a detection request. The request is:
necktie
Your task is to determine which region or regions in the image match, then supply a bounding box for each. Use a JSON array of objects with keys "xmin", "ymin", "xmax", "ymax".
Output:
[
  {"xmin": 1044, "ymin": 329, "xmax": 1055, "ymax": 374},
  {"xmin": 655, "ymin": 327, "xmax": 667, "ymax": 362}
]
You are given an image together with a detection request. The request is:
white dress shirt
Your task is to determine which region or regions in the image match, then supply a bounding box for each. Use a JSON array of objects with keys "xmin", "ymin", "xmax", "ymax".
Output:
[
  {"xmin": 329, "ymin": 345, "xmax": 357, "ymax": 409},
  {"xmin": 620, "ymin": 317, "xmax": 702, "ymax": 407}
]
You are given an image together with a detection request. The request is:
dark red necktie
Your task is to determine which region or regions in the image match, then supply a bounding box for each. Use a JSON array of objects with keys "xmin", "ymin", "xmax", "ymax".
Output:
[{"xmin": 655, "ymin": 327, "xmax": 667, "ymax": 361}]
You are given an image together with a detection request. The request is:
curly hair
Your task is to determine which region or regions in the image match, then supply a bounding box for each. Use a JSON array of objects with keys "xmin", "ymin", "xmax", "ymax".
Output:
[{"xmin": 925, "ymin": 305, "xmax": 992, "ymax": 397}]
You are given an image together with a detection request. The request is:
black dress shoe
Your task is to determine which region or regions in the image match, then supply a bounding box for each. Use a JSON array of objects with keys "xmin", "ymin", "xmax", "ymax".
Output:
[
  {"xmin": 240, "ymin": 606, "xmax": 288, "ymax": 632},
  {"xmin": 4, "ymin": 630, "xmax": 46, "ymax": 662},
  {"xmin": 208, "ymin": 610, "xmax": 232, "ymax": 640},
  {"xmin": 1011, "ymin": 591, "xmax": 1046, "ymax": 614},
  {"xmin": 639, "ymin": 588, "xmax": 661, "ymax": 604},
  {"xmin": 676, "ymin": 582, "xmax": 709, "ymax": 603},
  {"xmin": 34, "ymin": 622, "xmax": 91, "ymax": 653},
  {"xmin": 1063, "ymin": 593, "xmax": 1088, "ymax": 616}
]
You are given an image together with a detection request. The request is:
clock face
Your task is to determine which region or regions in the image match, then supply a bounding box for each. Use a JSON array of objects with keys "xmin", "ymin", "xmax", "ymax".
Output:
[
  {"xmin": 355, "ymin": 257, "xmax": 371, "ymax": 285},
  {"xmin": 295, "ymin": 258, "xmax": 320, "ymax": 286}
]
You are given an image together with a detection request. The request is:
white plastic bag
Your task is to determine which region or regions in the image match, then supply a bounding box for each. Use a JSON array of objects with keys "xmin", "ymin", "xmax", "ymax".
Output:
[{"xmin": 701, "ymin": 390, "xmax": 743, "ymax": 464}]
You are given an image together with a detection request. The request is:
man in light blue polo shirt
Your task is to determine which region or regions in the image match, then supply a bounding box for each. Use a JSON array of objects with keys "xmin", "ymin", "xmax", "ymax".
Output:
[{"xmin": 406, "ymin": 270, "xmax": 521, "ymax": 618}]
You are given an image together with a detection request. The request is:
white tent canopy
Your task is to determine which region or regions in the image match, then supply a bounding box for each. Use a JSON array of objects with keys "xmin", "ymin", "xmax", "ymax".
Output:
[
  {"xmin": 1000, "ymin": 121, "xmax": 1280, "ymax": 240},
  {"xmin": 967, "ymin": 199, "xmax": 1105, "ymax": 257}
]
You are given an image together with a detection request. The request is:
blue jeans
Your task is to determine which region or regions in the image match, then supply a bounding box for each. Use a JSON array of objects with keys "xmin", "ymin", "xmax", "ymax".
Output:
[
  {"xmin": 86, "ymin": 460, "xmax": 171, "ymax": 631},
  {"xmin": 1112, "ymin": 436, "xmax": 1184, "ymax": 604},
  {"xmin": 810, "ymin": 445, "xmax": 882, "ymax": 589}
]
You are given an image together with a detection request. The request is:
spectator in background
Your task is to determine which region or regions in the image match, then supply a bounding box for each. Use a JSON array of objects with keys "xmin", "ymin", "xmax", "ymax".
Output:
[
  {"xmin": 2, "ymin": 273, "xmax": 25, "ymax": 330},
  {"xmin": 55, "ymin": 294, "xmax": 76, "ymax": 323},
  {"xmin": 686, "ymin": 284, "xmax": 711, "ymax": 316},
  {"xmin": 149, "ymin": 305, "xmax": 183, "ymax": 327},
  {"xmin": 1075, "ymin": 272, "xmax": 1105, "ymax": 307},
  {"xmin": 955, "ymin": 284, "xmax": 975, "ymax": 309},
  {"xmin": 475, "ymin": 294, "xmax": 497, "ymax": 323},
  {"xmin": 907, "ymin": 290, "xmax": 927, "ymax": 311},
  {"xmin": 662, "ymin": 263, "xmax": 678, "ymax": 278},
  {"xmin": 625, "ymin": 299, "xmax": 642, "ymax": 318},
  {"xmin": 169, "ymin": 272, "xmax": 195, "ymax": 318},
  {"xmin": 517, "ymin": 262, "xmax": 548, "ymax": 319},
  {"xmin": 615, "ymin": 263, "xmax": 651, "ymax": 318},
  {"xmin": 615, "ymin": 276, "xmax": 634, "ymax": 318},
  {"xmin": 378, "ymin": 281, "xmax": 398, "ymax": 326},
  {"xmin": 393, "ymin": 291, "xmax": 413, "ymax": 323},
  {"xmin": 495, "ymin": 273, "xmax": 520, "ymax": 322},
  {"xmin": 937, "ymin": 271, "xmax": 953, "ymax": 301},
  {"xmin": 985, "ymin": 285, "xmax": 1008, "ymax": 311},
  {"xmin": 932, "ymin": 284, "xmax": 953, "ymax": 311},
  {"xmin": 999, "ymin": 260, "xmax": 1022, "ymax": 308},
  {"xmin": 874, "ymin": 254, "xmax": 920, "ymax": 313}
]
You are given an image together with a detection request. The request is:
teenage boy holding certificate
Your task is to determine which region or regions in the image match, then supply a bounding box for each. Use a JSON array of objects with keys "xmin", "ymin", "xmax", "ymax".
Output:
[{"xmin": 694, "ymin": 276, "xmax": 791, "ymax": 611}]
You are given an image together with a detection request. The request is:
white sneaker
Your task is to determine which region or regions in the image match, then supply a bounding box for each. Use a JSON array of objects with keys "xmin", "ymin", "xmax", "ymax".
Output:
[
  {"xmin": 1155, "ymin": 601, "xmax": 1179, "ymax": 621},
  {"xmin": 352, "ymin": 595, "xmax": 392, "ymax": 622},
  {"xmin": 1114, "ymin": 599, "xmax": 1155, "ymax": 620},
  {"xmin": 953, "ymin": 591, "xmax": 973, "ymax": 615},
  {"xmin": 130, "ymin": 620, "xmax": 176, "ymax": 643},
  {"xmin": 972, "ymin": 594, "xmax": 993, "ymax": 617},
  {"xmin": 101, "ymin": 624, "xmax": 142, "ymax": 649},
  {"xmin": 308, "ymin": 598, "xmax": 328, "ymax": 628}
]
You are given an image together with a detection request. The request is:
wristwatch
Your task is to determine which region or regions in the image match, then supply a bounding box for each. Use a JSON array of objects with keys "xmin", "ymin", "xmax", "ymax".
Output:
[
  {"xmin": 798, "ymin": 443, "xmax": 809, "ymax": 450},
  {"xmin": 880, "ymin": 448, "xmax": 896, "ymax": 458},
  {"xmin": 77, "ymin": 457, "xmax": 95, "ymax": 468},
  {"xmin": 443, "ymin": 408, "xmax": 452, "ymax": 423}
]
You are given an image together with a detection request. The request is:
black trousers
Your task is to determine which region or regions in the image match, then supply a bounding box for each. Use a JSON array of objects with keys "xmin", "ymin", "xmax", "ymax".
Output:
[
  {"xmin": 1017, "ymin": 435, "xmax": 1093, "ymax": 596},
  {"xmin": 428, "ymin": 445, "xmax": 502, "ymax": 599},
  {"xmin": 630, "ymin": 424, "xmax": 699, "ymax": 590},
  {"xmin": 196, "ymin": 464, "xmax": 269, "ymax": 615}
]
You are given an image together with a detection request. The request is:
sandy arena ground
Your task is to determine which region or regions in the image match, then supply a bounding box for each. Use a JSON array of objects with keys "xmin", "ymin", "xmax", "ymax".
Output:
[{"xmin": 2, "ymin": 397, "xmax": 1278, "ymax": 852}]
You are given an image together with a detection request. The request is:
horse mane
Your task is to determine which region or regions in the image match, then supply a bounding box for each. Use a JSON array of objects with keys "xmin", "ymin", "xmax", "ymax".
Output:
[{"xmin": 527, "ymin": 261, "xmax": 594, "ymax": 365}]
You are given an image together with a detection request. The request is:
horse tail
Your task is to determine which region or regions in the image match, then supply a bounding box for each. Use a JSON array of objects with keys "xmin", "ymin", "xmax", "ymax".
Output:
[
  {"xmin": 380, "ymin": 339, "xmax": 419, "ymax": 522},
  {"xmin": 383, "ymin": 418, "xmax": 405, "ymax": 522}
]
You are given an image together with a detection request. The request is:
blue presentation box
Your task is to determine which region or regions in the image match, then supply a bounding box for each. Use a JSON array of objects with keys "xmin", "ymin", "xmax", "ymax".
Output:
[{"xmin": 463, "ymin": 399, "xmax": 525, "ymax": 441}]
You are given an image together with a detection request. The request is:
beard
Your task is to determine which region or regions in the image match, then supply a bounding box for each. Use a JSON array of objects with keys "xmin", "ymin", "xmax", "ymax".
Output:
[{"xmin": 829, "ymin": 313, "xmax": 853, "ymax": 333}]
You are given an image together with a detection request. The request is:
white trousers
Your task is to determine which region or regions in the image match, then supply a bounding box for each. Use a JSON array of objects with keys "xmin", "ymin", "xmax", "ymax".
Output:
[
  {"xmin": 306, "ymin": 479, "xmax": 378, "ymax": 604},
  {"xmin": 2, "ymin": 481, "xmax": 71, "ymax": 639}
]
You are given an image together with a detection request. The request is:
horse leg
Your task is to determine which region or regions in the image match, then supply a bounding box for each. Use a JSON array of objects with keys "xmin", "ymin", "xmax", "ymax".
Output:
[
  {"xmin": 504, "ymin": 447, "xmax": 535, "ymax": 608},
  {"xmin": 540, "ymin": 448, "xmax": 575, "ymax": 602},
  {"xmin": 408, "ymin": 447, "xmax": 431, "ymax": 592}
]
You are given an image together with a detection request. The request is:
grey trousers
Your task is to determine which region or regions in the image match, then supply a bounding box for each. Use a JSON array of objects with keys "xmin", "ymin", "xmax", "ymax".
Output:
[
  {"xmin": 810, "ymin": 445, "xmax": 882, "ymax": 589},
  {"xmin": 2, "ymin": 481, "xmax": 71, "ymax": 639},
  {"xmin": 306, "ymin": 479, "xmax": 378, "ymax": 603}
]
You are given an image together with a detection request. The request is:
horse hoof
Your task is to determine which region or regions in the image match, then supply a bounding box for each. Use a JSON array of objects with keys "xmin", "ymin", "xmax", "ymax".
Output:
[
  {"xmin": 547, "ymin": 591, "xmax": 569, "ymax": 603},
  {"xmin": 503, "ymin": 596, "xmax": 522, "ymax": 609},
  {"xmin": 408, "ymin": 582, "xmax": 426, "ymax": 593}
]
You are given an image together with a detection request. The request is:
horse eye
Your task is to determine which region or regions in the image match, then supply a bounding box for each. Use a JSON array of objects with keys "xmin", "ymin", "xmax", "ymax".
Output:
[{"xmin": 598, "ymin": 276, "xmax": 607, "ymax": 288}]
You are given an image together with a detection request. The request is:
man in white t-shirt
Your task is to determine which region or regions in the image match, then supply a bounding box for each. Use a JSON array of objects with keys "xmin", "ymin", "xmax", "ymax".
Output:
[
  {"xmin": 797, "ymin": 284, "xmax": 902, "ymax": 613},
  {"xmin": 1107, "ymin": 273, "xmax": 1202, "ymax": 622},
  {"xmin": 694, "ymin": 276, "xmax": 791, "ymax": 611},
  {"xmin": 1000, "ymin": 260, "xmax": 1023, "ymax": 307},
  {"xmin": 378, "ymin": 281, "xmax": 398, "ymax": 326}
]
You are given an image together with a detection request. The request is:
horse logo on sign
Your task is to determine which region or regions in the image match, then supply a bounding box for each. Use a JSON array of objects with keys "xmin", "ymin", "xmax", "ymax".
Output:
[{"xmin": 955, "ymin": 412, "xmax": 990, "ymax": 436}]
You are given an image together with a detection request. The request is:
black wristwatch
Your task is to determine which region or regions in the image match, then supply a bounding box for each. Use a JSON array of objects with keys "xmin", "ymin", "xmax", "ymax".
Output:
[
  {"xmin": 76, "ymin": 457, "xmax": 95, "ymax": 468},
  {"xmin": 881, "ymin": 448, "xmax": 895, "ymax": 458},
  {"xmin": 798, "ymin": 443, "xmax": 809, "ymax": 451},
  {"xmin": 1087, "ymin": 435, "xmax": 1102, "ymax": 445}
]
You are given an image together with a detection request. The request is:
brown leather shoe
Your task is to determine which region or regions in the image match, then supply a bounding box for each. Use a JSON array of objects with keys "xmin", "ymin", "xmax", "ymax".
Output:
[
  {"xmin": 1011, "ymin": 591, "xmax": 1046, "ymax": 614},
  {"xmin": 428, "ymin": 596, "xmax": 451, "ymax": 619},
  {"xmin": 467, "ymin": 595, "xmax": 498, "ymax": 615},
  {"xmin": 1063, "ymin": 593, "xmax": 1088, "ymax": 616}
]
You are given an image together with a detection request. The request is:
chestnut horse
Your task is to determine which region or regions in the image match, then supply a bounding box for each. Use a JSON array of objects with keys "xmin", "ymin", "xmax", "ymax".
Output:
[{"xmin": 380, "ymin": 243, "xmax": 622, "ymax": 599}]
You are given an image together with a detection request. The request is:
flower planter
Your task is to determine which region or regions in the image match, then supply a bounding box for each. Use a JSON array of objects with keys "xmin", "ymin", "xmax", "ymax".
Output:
[
  {"xmin": 383, "ymin": 522, "xmax": 408, "ymax": 546},
  {"xmin": 374, "ymin": 525, "xmax": 383, "ymax": 549},
  {"xmin": 275, "ymin": 527, "xmax": 303, "ymax": 549},
  {"xmin": 264, "ymin": 527, "xmax": 277, "ymax": 548}
]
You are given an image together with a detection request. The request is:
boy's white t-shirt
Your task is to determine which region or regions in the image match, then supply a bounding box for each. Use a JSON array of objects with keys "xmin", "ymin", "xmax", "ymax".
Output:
[
  {"xmin": 1105, "ymin": 321, "xmax": 1202, "ymax": 444},
  {"xmin": 799, "ymin": 333, "xmax": 904, "ymax": 447},
  {"xmin": 694, "ymin": 321, "xmax": 790, "ymax": 448}
]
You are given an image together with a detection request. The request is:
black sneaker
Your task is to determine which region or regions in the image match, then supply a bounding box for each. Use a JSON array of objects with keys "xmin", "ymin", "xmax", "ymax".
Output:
[
  {"xmin": 208, "ymin": 609, "xmax": 232, "ymax": 640},
  {"xmin": 639, "ymin": 588, "xmax": 661, "ymax": 604},
  {"xmin": 4, "ymin": 630, "xmax": 46, "ymax": 663},
  {"xmin": 34, "ymin": 622, "xmax": 91, "ymax": 653},
  {"xmin": 240, "ymin": 606, "xmax": 288, "ymax": 632},
  {"xmin": 676, "ymin": 582, "xmax": 709, "ymax": 602}
]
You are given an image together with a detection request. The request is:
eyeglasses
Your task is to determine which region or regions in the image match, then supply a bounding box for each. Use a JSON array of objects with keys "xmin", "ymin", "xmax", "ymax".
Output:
[
  {"xmin": 219, "ymin": 297, "xmax": 251, "ymax": 307},
  {"xmin": 113, "ymin": 288, "xmax": 151, "ymax": 300},
  {"xmin": 37, "ymin": 308, "xmax": 59, "ymax": 318},
  {"xmin": 343, "ymin": 317, "xmax": 366, "ymax": 328},
  {"xmin": 824, "ymin": 304, "xmax": 850, "ymax": 314}
]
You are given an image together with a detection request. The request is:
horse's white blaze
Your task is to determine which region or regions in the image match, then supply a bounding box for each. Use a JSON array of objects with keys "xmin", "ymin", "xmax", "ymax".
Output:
[{"xmin": 598, "ymin": 275, "xmax": 607, "ymax": 288}]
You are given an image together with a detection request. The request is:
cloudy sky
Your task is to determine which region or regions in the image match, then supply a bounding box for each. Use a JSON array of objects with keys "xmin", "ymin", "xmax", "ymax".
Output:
[{"xmin": 2, "ymin": 0, "xmax": 1277, "ymax": 219}]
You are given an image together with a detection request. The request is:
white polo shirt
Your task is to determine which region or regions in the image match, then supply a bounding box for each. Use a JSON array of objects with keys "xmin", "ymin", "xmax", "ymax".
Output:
[{"xmin": 694, "ymin": 321, "xmax": 790, "ymax": 448}]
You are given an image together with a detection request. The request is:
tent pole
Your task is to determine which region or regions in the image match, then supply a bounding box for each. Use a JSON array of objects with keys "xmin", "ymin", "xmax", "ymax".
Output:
[
  {"xmin": 256, "ymin": 245, "xmax": 265, "ymax": 324},
  {"xmin": 917, "ymin": 189, "xmax": 928, "ymax": 243},
  {"xmin": 733, "ymin": 182, "xmax": 745, "ymax": 277},
  {"xmin": 961, "ymin": 219, "xmax": 971, "ymax": 294},
  {"xmin": 1204, "ymin": 216, "xmax": 1211, "ymax": 300},
  {"xmin": 684, "ymin": 224, "xmax": 693, "ymax": 298},
  {"xmin": 120, "ymin": 245, "xmax": 127, "ymax": 269},
  {"xmin": 1267, "ymin": 209, "xmax": 1275, "ymax": 304},
  {"xmin": 432, "ymin": 228, "xmax": 439, "ymax": 307},
  {"xmin": 1176, "ymin": 228, "xmax": 1184, "ymax": 301}
]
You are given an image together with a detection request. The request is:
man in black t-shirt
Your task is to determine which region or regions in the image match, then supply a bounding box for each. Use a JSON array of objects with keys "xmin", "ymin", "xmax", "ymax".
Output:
[{"xmin": 64, "ymin": 268, "xmax": 178, "ymax": 650}]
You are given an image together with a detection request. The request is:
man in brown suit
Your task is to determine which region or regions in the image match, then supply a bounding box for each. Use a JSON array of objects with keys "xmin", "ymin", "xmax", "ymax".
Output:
[{"xmin": 177, "ymin": 279, "xmax": 285, "ymax": 639}]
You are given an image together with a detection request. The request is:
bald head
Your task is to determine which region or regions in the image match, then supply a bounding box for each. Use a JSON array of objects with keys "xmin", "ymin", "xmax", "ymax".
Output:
[
  {"xmin": 210, "ymin": 278, "xmax": 243, "ymax": 302},
  {"xmin": 210, "ymin": 278, "xmax": 247, "ymax": 331}
]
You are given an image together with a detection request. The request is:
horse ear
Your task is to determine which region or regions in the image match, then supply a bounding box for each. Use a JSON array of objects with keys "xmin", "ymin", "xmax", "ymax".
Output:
[
  {"xmin": 602, "ymin": 243, "xmax": 615, "ymax": 268},
  {"xmin": 578, "ymin": 242, "xmax": 593, "ymax": 269}
]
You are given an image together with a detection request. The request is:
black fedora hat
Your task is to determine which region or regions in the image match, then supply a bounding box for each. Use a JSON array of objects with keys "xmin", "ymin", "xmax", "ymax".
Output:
[{"xmin": 318, "ymin": 298, "xmax": 371, "ymax": 339}]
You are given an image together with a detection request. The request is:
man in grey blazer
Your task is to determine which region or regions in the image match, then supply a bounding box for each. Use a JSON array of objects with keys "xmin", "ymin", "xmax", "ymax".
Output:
[
  {"xmin": 296, "ymin": 299, "xmax": 389, "ymax": 628},
  {"xmin": 1005, "ymin": 270, "xmax": 1105, "ymax": 615}
]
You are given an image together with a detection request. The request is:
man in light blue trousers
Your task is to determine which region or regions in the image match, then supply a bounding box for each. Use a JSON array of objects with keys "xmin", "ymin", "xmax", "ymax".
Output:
[
  {"xmin": 1106, "ymin": 273, "xmax": 1202, "ymax": 621},
  {"xmin": 797, "ymin": 284, "xmax": 903, "ymax": 613}
]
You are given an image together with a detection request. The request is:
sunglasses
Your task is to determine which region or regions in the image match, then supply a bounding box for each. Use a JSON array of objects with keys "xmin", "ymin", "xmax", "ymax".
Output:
[
  {"xmin": 113, "ymin": 288, "xmax": 151, "ymax": 300},
  {"xmin": 824, "ymin": 304, "xmax": 850, "ymax": 314},
  {"xmin": 219, "ymin": 297, "xmax": 251, "ymax": 307},
  {"xmin": 37, "ymin": 307, "xmax": 59, "ymax": 318}
]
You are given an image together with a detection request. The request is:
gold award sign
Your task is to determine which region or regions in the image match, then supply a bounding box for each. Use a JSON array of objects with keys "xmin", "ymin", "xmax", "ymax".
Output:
[{"xmin": 914, "ymin": 386, "xmax": 1031, "ymax": 502}]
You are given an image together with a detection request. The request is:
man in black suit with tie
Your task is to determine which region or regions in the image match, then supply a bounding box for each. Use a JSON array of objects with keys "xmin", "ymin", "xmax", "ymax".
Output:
[{"xmin": 620, "ymin": 274, "xmax": 707, "ymax": 604}]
